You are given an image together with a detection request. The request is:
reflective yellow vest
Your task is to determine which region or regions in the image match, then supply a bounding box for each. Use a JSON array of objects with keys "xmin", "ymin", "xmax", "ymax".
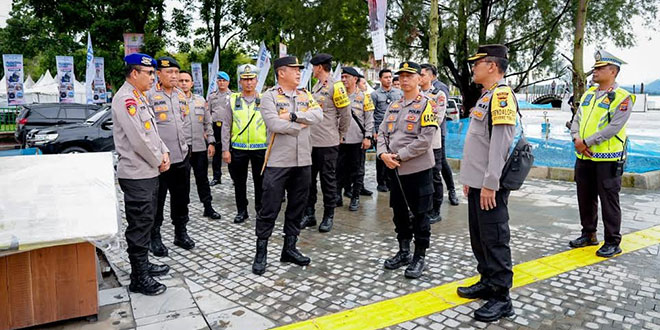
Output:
[
  {"xmin": 230, "ymin": 93, "xmax": 267, "ymax": 150},
  {"xmin": 576, "ymin": 86, "xmax": 634, "ymax": 161}
]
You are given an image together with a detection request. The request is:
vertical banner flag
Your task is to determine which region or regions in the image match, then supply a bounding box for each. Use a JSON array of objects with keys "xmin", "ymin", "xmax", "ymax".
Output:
[
  {"xmin": 298, "ymin": 52, "xmax": 313, "ymax": 89},
  {"xmin": 56, "ymin": 56, "xmax": 75, "ymax": 103},
  {"xmin": 256, "ymin": 42, "xmax": 272, "ymax": 93},
  {"xmin": 207, "ymin": 47, "xmax": 219, "ymax": 97},
  {"xmin": 191, "ymin": 63, "xmax": 204, "ymax": 95},
  {"xmin": 332, "ymin": 63, "xmax": 343, "ymax": 82},
  {"xmin": 85, "ymin": 32, "xmax": 95, "ymax": 104},
  {"xmin": 93, "ymin": 57, "xmax": 107, "ymax": 103},
  {"xmin": 2, "ymin": 54, "xmax": 25, "ymax": 105},
  {"xmin": 368, "ymin": 0, "xmax": 388, "ymax": 60},
  {"xmin": 123, "ymin": 33, "xmax": 144, "ymax": 56},
  {"xmin": 279, "ymin": 43, "xmax": 288, "ymax": 58}
]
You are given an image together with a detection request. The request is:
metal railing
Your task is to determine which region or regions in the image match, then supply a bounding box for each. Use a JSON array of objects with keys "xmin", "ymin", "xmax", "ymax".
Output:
[{"xmin": 0, "ymin": 107, "xmax": 20, "ymax": 133}]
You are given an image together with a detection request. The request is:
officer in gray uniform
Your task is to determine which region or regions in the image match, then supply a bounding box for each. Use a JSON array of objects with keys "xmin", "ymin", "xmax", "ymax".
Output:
[
  {"xmin": 113, "ymin": 53, "xmax": 170, "ymax": 296},
  {"xmin": 377, "ymin": 61, "xmax": 437, "ymax": 280},
  {"xmin": 147, "ymin": 57, "xmax": 195, "ymax": 257},
  {"xmin": 178, "ymin": 70, "xmax": 221, "ymax": 220},
  {"xmin": 371, "ymin": 68, "xmax": 403, "ymax": 192},
  {"xmin": 208, "ymin": 71, "xmax": 232, "ymax": 186},
  {"xmin": 300, "ymin": 53, "xmax": 350, "ymax": 233},
  {"xmin": 457, "ymin": 45, "xmax": 517, "ymax": 322},
  {"xmin": 337, "ymin": 67, "xmax": 374, "ymax": 212},
  {"xmin": 252, "ymin": 56, "xmax": 323, "ymax": 276}
]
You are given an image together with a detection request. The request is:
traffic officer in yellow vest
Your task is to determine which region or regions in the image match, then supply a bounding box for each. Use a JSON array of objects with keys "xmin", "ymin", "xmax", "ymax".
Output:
[
  {"xmin": 113, "ymin": 53, "xmax": 170, "ymax": 296},
  {"xmin": 252, "ymin": 56, "xmax": 323, "ymax": 276},
  {"xmin": 419, "ymin": 63, "xmax": 447, "ymax": 224},
  {"xmin": 457, "ymin": 45, "xmax": 516, "ymax": 322},
  {"xmin": 220, "ymin": 64, "xmax": 267, "ymax": 224},
  {"xmin": 208, "ymin": 71, "xmax": 232, "ymax": 186},
  {"xmin": 378, "ymin": 61, "xmax": 437, "ymax": 279},
  {"xmin": 337, "ymin": 67, "xmax": 374, "ymax": 212},
  {"xmin": 569, "ymin": 50, "xmax": 634, "ymax": 258},
  {"xmin": 300, "ymin": 53, "xmax": 350, "ymax": 232},
  {"xmin": 178, "ymin": 70, "xmax": 221, "ymax": 220},
  {"xmin": 147, "ymin": 57, "xmax": 195, "ymax": 257}
]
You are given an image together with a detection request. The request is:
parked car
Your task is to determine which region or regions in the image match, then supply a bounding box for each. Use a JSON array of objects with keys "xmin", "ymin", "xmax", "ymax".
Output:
[
  {"xmin": 26, "ymin": 107, "xmax": 114, "ymax": 154},
  {"xmin": 449, "ymin": 96, "xmax": 465, "ymax": 118},
  {"xmin": 446, "ymin": 99, "xmax": 460, "ymax": 121},
  {"xmin": 14, "ymin": 103, "xmax": 103, "ymax": 146}
]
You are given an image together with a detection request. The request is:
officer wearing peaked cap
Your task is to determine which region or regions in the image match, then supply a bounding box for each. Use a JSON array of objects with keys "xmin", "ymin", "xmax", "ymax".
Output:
[
  {"xmin": 457, "ymin": 44, "xmax": 517, "ymax": 322},
  {"xmin": 377, "ymin": 61, "xmax": 437, "ymax": 280},
  {"xmin": 147, "ymin": 56, "xmax": 196, "ymax": 257},
  {"xmin": 569, "ymin": 50, "xmax": 634, "ymax": 258},
  {"xmin": 113, "ymin": 53, "xmax": 170, "ymax": 296},
  {"xmin": 209, "ymin": 71, "xmax": 232, "ymax": 186}
]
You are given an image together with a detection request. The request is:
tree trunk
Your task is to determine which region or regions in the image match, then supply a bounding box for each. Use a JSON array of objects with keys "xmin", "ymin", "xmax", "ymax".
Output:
[
  {"xmin": 572, "ymin": 0, "xmax": 589, "ymax": 114},
  {"xmin": 429, "ymin": 0, "xmax": 439, "ymax": 66},
  {"xmin": 213, "ymin": 0, "xmax": 222, "ymax": 52}
]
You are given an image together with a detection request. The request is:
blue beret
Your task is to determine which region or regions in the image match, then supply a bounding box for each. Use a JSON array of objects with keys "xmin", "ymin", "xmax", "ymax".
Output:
[
  {"xmin": 124, "ymin": 53, "xmax": 156, "ymax": 67},
  {"xmin": 217, "ymin": 71, "xmax": 230, "ymax": 81}
]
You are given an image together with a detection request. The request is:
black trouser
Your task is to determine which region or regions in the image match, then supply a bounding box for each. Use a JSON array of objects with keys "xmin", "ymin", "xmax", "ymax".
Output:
[
  {"xmin": 211, "ymin": 123, "xmax": 223, "ymax": 181},
  {"xmin": 307, "ymin": 146, "xmax": 339, "ymax": 209},
  {"xmin": 337, "ymin": 143, "xmax": 362, "ymax": 196},
  {"xmin": 467, "ymin": 187, "xmax": 513, "ymax": 291},
  {"xmin": 432, "ymin": 148, "xmax": 444, "ymax": 211},
  {"xmin": 256, "ymin": 166, "xmax": 311, "ymax": 239},
  {"xmin": 228, "ymin": 148, "xmax": 265, "ymax": 214},
  {"xmin": 388, "ymin": 168, "xmax": 433, "ymax": 250},
  {"xmin": 575, "ymin": 158, "xmax": 622, "ymax": 245},
  {"xmin": 190, "ymin": 150, "xmax": 212, "ymax": 205},
  {"xmin": 376, "ymin": 156, "xmax": 389, "ymax": 188},
  {"xmin": 154, "ymin": 157, "xmax": 191, "ymax": 235},
  {"xmin": 439, "ymin": 134, "xmax": 455, "ymax": 191},
  {"xmin": 119, "ymin": 177, "xmax": 159, "ymax": 264},
  {"xmin": 357, "ymin": 149, "xmax": 367, "ymax": 191}
]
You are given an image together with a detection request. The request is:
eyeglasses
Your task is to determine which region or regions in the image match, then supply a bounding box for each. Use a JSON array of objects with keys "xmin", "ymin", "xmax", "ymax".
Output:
[
  {"xmin": 137, "ymin": 69, "xmax": 155, "ymax": 76},
  {"xmin": 471, "ymin": 60, "xmax": 493, "ymax": 69}
]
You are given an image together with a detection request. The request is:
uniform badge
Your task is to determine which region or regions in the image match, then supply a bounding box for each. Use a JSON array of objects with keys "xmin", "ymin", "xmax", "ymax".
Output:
[
  {"xmin": 198, "ymin": 115, "xmax": 203, "ymax": 122},
  {"xmin": 154, "ymin": 95, "xmax": 163, "ymax": 100},
  {"xmin": 620, "ymin": 98, "xmax": 630, "ymax": 111},
  {"xmin": 500, "ymin": 100, "xmax": 508, "ymax": 107},
  {"xmin": 392, "ymin": 103, "xmax": 400, "ymax": 109},
  {"xmin": 144, "ymin": 121, "xmax": 152, "ymax": 130},
  {"xmin": 387, "ymin": 122, "xmax": 394, "ymax": 132},
  {"xmin": 406, "ymin": 114, "xmax": 416, "ymax": 121},
  {"xmin": 159, "ymin": 113, "xmax": 167, "ymax": 121},
  {"xmin": 413, "ymin": 104, "xmax": 421, "ymax": 109},
  {"xmin": 482, "ymin": 96, "xmax": 490, "ymax": 103},
  {"xmin": 125, "ymin": 98, "xmax": 138, "ymax": 116},
  {"xmin": 388, "ymin": 115, "xmax": 396, "ymax": 121},
  {"xmin": 406, "ymin": 123, "xmax": 414, "ymax": 131}
]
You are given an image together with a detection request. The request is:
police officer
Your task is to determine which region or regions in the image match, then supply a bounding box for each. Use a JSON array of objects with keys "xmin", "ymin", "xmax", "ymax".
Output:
[
  {"xmin": 420, "ymin": 63, "xmax": 447, "ymax": 224},
  {"xmin": 208, "ymin": 72, "xmax": 232, "ymax": 186},
  {"xmin": 457, "ymin": 45, "xmax": 516, "ymax": 322},
  {"xmin": 300, "ymin": 53, "xmax": 350, "ymax": 232},
  {"xmin": 113, "ymin": 53, "xmax": 170, "ymax": 295},
  {"xmin": 377, "ymin": 61, "xmax": 437, "ymax": 279},
  {"xmin": 337, "ymin": 67, "xmax": 374, "ymax": 212},
  {"xmin": 147, "ymin": 57, "xmax": 195, "ymax": 257},
  {"xmin": 220, "ymin": 64, "xmax": 267, "ymax": 224},
  {"xmin": 356, "ymin": 76, "xmax": 374, "ymax": 197},
  {"xmin": 252, "ymin": 56, "xmax": 323, "ymax": 275},
  {"xmin": 569, "ymin": 50, "xmax": 634, "ymax": 258},
  {"xmin": 392, "ymin": 76, "xmax": 401, "ymax": 89},
  {"xmin": 178, "ymin": 70, "xmax": 221, "ymax": 220},
  {"xmin": 371, "ymin": 69, "xmax": 403, "ymax": 192}
]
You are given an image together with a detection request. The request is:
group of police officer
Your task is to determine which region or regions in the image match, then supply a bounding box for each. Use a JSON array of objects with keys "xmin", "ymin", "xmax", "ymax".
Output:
[{"xmin": 112, "ymin": 43, "xmax": 633, "ymax": 323}]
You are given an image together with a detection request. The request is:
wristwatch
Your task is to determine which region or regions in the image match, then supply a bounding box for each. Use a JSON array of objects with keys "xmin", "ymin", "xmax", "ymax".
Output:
[
  {"xmin": 289, "ymin": 113, "xmax": 298, "ymax": 122},
  {"xmin": 394, "ymin": 154, "xmax": 401, "ymax": 161}
]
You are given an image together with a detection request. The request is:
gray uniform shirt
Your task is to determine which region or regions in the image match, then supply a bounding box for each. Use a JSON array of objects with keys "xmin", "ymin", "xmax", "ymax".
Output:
[
  {"xmin": 112, "ymin": 81, "xmax": 169, "ymax": 179},
  {"xmin": 310, "ymin": 76, "xmax": 351, "ymax": 147},
  {"xmin": 459, "ymin": 79, "xmax": 517, "ymax": 191},
  {"xmin": 376, "ymin": 93, "xmax": 437, "ymax": 175},
  {"xmin": 208, "ymin": 89, "xmax": 232, "ymax": 123},
  {"xmin": 343, "ymin": 90, "xmax": 374, "ymax": 144},
  {"xmin": 184, "ymin": 93, "xmax": 215, "ymax": 152},
  {"xmin": 570, "ymin": 83, "xmax": 633, "ymax": 147},
  {"xmin": 147, "ymin": 84, "xmax": 189, "ymax": 164},
  {"xmin": 420, "ymin": 88, "xmax": 447, "ymax": 149},
  {"xmin": 371, "ymin": 86, "xmax": 403, "ymax": 134},
  {"xmin": 261, "ymin": 85, "xmax": 323, "ymax": 168}
]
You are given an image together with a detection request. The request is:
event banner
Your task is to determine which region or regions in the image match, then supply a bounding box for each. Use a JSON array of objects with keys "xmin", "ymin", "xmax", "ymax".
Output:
[
  {"xmin": 298, "ymin": 52, "xmax": 313, "ymax": 89},
  {"xmin": 207, "ymin": 48, "xmax": 219, "ymax": 96},
  {"xmin": 85, "ymin": 32, "xmax": 95, "ymax": 104},
  {"xmin": 2, "ymin": 54, "xmax": 25, "ymax": 105},
  {"xmin": 123, "ymin": 33, "xmax": 144, "ymax": 56},
  {"xmin": 93, "ymin": 57, "xmax": 107, "ymax": 103},
  {"xmin": 368, "ymin": 0, "xmax": 388, "ymax": 60},
  {"xmin": 191, "ymin": 62, "xmax": 204, "ymax": 95},
  {"xmin": 56, "ymin": 56, "xmax": 75, "ymax": 103},
  {"xmin": 255, "ymin": 42, "xmax": 271, "ymax": 93}
]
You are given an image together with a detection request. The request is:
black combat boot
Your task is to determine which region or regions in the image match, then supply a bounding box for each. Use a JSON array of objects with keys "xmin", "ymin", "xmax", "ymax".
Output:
[
  {"xmin": 348, "ymin": 197, "xmax": 360, "ymax": 211},
  {"xmin": 336, "ymin": 194, "xmax": 343, "ymax": 207},
  {"xmin": 147, "ymin": 262, "xmax": 170, "ymax": 277},
  {"xmin": 173, "ymin": 225, "xmax": 195, "ymax": 250},
  {"xmin": 448, "ymin": 189, "xmax": 460, "ymax": 205},
  {"xmin": 429, "ymin": 207, "xmax": 442, "ymax": 224},
  {"xmin": 129, "ymin": 256, "xmax": 167, "ymax": 296},
  {"xmin": 252, "ymin": 239, "xmax": 268, "ymax": 275},
  {"xmin": 474, "ymin": 289, "xmax": 514, "ymax": 322},
  {"xmin": 150, "ymin": 228, "xmax": 168, "ymax": 257},
  {"xmin": 360, "ymin": 187, "xmax": 373, "ymax": 196},
  {"xmin": 457, "ymin": 282, "xmax": 493, "ymax": 299},
  {"xmin": 234, "ymin": 210, "xmax": 249, "ymax": 224},
  {"xmin": 318, "ymin": 207, "xmax": 334, "ymax": 233},
  {"xmin": 569, "ymin": 233, "xmax": 598, "ymax": 248},
  {"xmin": 280, "ymin": 236, "xmax": 311, "ymax": 266},
  {"xmin": 596, "ymin": 243, "xmax": 622, "ymax": 257},
  {"xmin": 404, "ymin": 246, "xmax": 426, "ymax": 279},
  {"xmin": 203, "ymin": 202, "xmax": 221, "ymax": 219},
  {"xmin": 300, "ymin": 207, "xmax": 317, "ymax": 228},
  {"xmin": 384, "ymin": 239, "xmax": 412, "ymax": 270}
]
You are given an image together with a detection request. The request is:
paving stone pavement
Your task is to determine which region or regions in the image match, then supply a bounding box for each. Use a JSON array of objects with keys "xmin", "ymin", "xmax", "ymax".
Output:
[{"xmin": 51, "ymin": 161, "xmax": 660, "ymax": 329}]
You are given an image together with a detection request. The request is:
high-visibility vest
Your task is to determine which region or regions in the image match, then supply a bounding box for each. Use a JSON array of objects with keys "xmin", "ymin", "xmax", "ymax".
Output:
[{"xmin": 230, "ymin": 93, "xmax": 267, "ymax": 150}]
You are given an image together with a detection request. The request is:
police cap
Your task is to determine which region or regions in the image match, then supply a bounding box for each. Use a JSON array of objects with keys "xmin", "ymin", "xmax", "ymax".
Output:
[
  {"xmin": 124, "ymin": 53, "xmax": 156, "ymax": 67},
  {"xmin": 238, "ymin": 64, "xmax": 259, "ymax": 79},
  {"xmin": 273, "ymin": 56, "xmax": 304, "ymax": 70},
  {"xmin": 468, "ymin": 44, "xmax": 508, "ymax": 62},
  {"xmin": 342, "ymin": 66, "xmax": 363, "ymax": 78},
  {"xmin": 156, "ymin": 56, "xmax": 180, "ymax": 69},
  {"xmin": 396, "ymin": 61, "xmax": 421, "ymax": 75},
  {"xmin": 217, "ymin": 71, "xmax": 230, "ymax": 81},
  {"xmin": 593, "ymin": 50, "xmax": 626, "ymax": 68},
  {"xmin": 310, "ymin": 53, "xmax": 333, "ymax": 66}
]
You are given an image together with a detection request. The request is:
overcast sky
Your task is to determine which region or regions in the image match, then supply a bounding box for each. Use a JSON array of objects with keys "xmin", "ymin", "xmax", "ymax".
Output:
[{"xmin": 1, "ymin": 0, "xmax": 658, "ymax": 85}]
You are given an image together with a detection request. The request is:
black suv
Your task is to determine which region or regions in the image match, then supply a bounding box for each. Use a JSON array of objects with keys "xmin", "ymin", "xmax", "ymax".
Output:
[
  {"xmin": 26, "ymin": 107, "xmax": 114, "ymax": 154},
  {"xmin": 15, "ymin": 103, "xmax": 103, "ymax": 146}
]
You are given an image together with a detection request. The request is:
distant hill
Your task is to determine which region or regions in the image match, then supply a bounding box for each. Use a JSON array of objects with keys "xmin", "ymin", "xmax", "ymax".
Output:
[{"xmin": 622, "ymin": 79, "xmax": 660, "ymax": 95}]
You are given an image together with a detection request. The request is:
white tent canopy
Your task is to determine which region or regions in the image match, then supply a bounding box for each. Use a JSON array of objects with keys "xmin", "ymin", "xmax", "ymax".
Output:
[{"xmin": 24, "ymin": 75, "xmax": 35, "ymax": 89}]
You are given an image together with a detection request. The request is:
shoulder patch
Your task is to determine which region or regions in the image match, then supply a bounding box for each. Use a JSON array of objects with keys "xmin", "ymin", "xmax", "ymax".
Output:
[
  {"xmin": 125, "ymin": 98, "xmax": 138, "ymax": 116},
  {"xmin": 332, "ymin": 81, "xmax": 350, "ymax": 108},
  {"xmin": 363, "ymin": 93, "xmax": 375, "ymax": 112},
  {"xmin": 306, "ymin": 90, "xmax": 320, "ymax": 109},
  {"xmin": 490, "ymin": 87, "xmax": 517, "ymax": 125},
  {"xmin": 620, "ymin": 98, "xmax": 630, "ymax": 112},
  {"xmin": 420, "ymin": 101, "xmax": 439, "ymax": 128}
]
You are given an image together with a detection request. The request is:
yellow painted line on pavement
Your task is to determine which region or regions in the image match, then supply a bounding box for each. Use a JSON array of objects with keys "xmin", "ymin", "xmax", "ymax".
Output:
[{"xmin": 272, "ymin": 225, "xmax": 660, "ymax": 330}]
